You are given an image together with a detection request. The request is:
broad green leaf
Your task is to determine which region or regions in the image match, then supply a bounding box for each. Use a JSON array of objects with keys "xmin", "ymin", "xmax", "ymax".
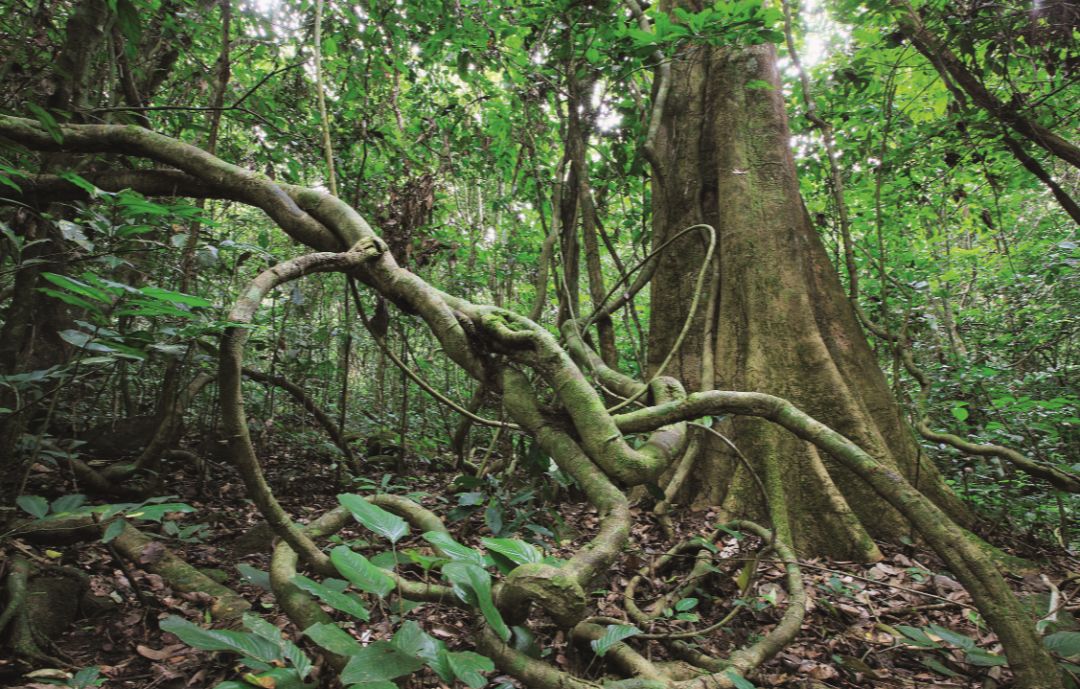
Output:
[
  {"xmin": 484, "ymin": 504, "xmax": 504, "ymax": 536},
  {"xmin": 339, "ymin": 641, "xmax": 424, "ymax": 684},
  {"xmin": 392, "ymin": 620, "xmax": 451, "ymax": 681},
  {"xmin": 422, "ymin": 531, "xmax": 485, "ymax": 565},
  {"xmin": 481, "ymin": 537, "xmax": 541, "ymax": 566},
  {"xmin": 927, "ymin": 624, "xmax": 976, "ymax": 650},
  {"xmin": 291, "ymin": 574, "xmax": 370, "ymax": 621},
  {"xmin": 589, "ymin": 624, "xmax": 641, "ymax": 657},
  {"xmin": 236, "ymin": 564, "xmax": 272, "ymax": 591},
  {"xmin": 445, "ymin": 650, "xmax": 494, "ymax": 688},
  {"xmin": 675, "ymin": 597, "xmax": 699, "ymax": 612},
  {"xmin": 338, "ymin": 494, "xmax": 409, "ymax": 543},
  {"xmin": 242, "ymin": 614, "xmax": 312, "ymax": 679},
  {"xmin": 125, "ymin": 503, "xmax": 195, "ymax": 522},
  {"xmin": 442, "ymin": 562, "xmax": 510, "ymax": 641},
  {"xmin": 894, "ymin": 625, "xmax": 941, "ymax": 648},
  {"xmin": 330, "ymin": 546, "xmax": 395, "ymax": 598},
  {"xmin": 57, "ymin": 329, "xmax": 114, "ymax": 353},
  {"xmin": 303, "ymin": 622, "xmax": 361, "ymax": 656},
  {"xmin": 511, "ymin": 625, "xmax": 542, "ymax": 659},
  {"xmin": 160, "ymin": 615, "xmax": 279, "ymax": 663},
  {"xmin": 16, "ymin": 495, "xmax": 48, "ymax": 519},
  {"xmin": 102, "ymin": 519, "xmax": 126, "ymax": 544},
  {"xmin": 40, "ymin": 273, "xmax": 111, "ymax": 302},
  {"xmin": 40, "ymin": 288, "xmax": 101, "ymax": 313},
  {"xmin": 1045, "ymin": 631, "xmax": 1080, "ymax": 659}
]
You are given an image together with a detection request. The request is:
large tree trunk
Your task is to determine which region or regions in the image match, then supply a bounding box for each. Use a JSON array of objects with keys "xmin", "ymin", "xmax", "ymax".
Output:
[{"xmin": 648, "ymin": 39, "xmax": 968, "ymax": 560}]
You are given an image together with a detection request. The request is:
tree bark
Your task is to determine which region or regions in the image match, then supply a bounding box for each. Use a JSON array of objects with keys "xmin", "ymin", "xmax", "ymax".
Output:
[{"xmin": 647, "ymin": 36, "xmax": 967, "ymax": 559}]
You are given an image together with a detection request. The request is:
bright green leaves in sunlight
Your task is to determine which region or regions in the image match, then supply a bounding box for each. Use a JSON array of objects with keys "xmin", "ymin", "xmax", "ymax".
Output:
[{"xmin": 618, "ymin": 0, "xmax": 784, "ymax": 57}]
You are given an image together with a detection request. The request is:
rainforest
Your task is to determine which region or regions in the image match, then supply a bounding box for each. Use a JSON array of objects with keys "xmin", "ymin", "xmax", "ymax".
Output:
[{"xmin": 0, "ymin": 0, "xmax": 1077, "ymax": 688}]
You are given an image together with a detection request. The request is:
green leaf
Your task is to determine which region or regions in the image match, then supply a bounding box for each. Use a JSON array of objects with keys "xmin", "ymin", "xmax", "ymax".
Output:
[
  {"xmin": 303, "ymin": 622, "xmax": 361, "ymax": 656},
  {"xmin": 241, "ymin": 668, "xmax": 315, "ymax": 689},
  {"xmin": 40, "ymin": 288, "xmax": 101, "ymax": 313},
  {"xmin": 291, "ymin": 574, "xmax": 370, "ymax": 621},
  {"xmin": 139, "ymin": 286, "xmax": 212, "ymax": 308},
  {"xmin": 330, "ymin": 546, "xmax": 396, "ymax": 598},
  {"xmin": 445, "ymin": 650, "xmax": 494, "ymax": 688},
  {"xmin": 160, "ymin": 615, "xmax": 280, "ymax": 663},
  {"xmin": 338, "ymin": 494, "xmax": 409, "ymax": 543},
  {"xmin": 237, "ymin": 564, "xmax": 272, "ymax": 591},
  {"xmin": 589, "ymin": 624, "xmax": 641, "ymax": 657},
  {"xmin": 241, "ymin": 616, "xmax": 312, "ymax": 680},
  {"xmin": 102, "ymin": 519, "xmax": 126, "ymax": 544},
  {"xmin": 964, "ymin": 648, "xmax": 1007, "ymax": 667},
  {"xmin": 114, "ymin": 0, "xmax": 143, "ymax": 45},
  {"xmin": 895, "ymin": 625, "xmax": 941, "ymax": 648},
  {"xmin": 442, "ymin": 562, "xmax": 510, "ymax": 641},
  {"xmin": 927, "ymin": 624, "xmax": 976, "ymax": 650},
  {"xmin": 16, "ymin": 495, "xmax": 48, "ymax": 519},
  {"xmin": 26, "ymin": 103, "xmax": 63, "ymax": 144},
  {"xmin": 125, "ymin": 502, "xmax": 195, "ymax": 522},
  {"xmin": 41, "ymin": 273, "xmax": 111, "ymax": 302},
  {"xmin": 58, "ymin": 172, "xmax": 99, "ymax": 196},
  {"xmin": 484, "ymin": 504, "xmax": 504, "ymax": 536},
  {"xmin": 675, "ymin": 597, "xmax": 699, "ymax": 612},
  {"xmin": 58, "ymin": 329, "xmax": 114, "ymax": 353},
  {"xmin": 71, "ymin": 666, "xmax": 101, "ymax": 688},
  {"xmin": 481, "ymin": 537, "xmax": 541, "ymax": 566},
  {"xmin": 950, "ymin": 406, "xmax": 969, "ymax": 422},
  {"xmin": 919, "ymin": 656, "xmax": 961, "ymax": 677},
  {"xmin": 1045, "ymin": 631, "xmax": 1080, "ymax": 659},
  {"xmin": 511, "ymin": 625, "xmax": 542, "ymax": 659},
  {"xmin": 392, "ymin": 620, "xmax": 451, "ymax": 681},
  {"xmin": 339, "ymin": 641, "xmax": 424, "ymax": 684},
  {"xmin": 422, "ymin": 531, "xmax": 485, "ymax": 565}
]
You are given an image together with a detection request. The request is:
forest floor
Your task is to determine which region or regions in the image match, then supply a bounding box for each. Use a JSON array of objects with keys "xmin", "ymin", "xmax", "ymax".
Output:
[{"xmin": 3, "ymin": 438, "xmax": 1078, "ymax": 689}]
